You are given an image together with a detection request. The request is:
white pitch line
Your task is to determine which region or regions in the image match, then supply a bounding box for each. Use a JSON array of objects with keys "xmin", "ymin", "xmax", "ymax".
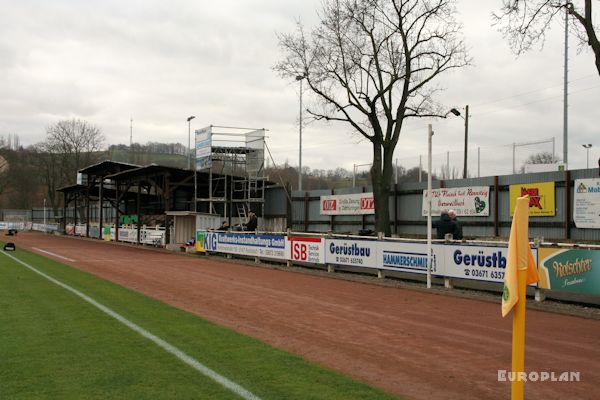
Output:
[
  {"xmin": 32, "ymin": 247, "xmax": 77, "ymax": 262},
  {"xmin": 1, "ymin": 251, "xmax": 261, "ymax": 400}
]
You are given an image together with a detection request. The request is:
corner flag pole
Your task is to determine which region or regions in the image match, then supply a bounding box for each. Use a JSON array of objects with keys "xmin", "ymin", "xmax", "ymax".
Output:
[
  {"xmin": 503, "ymin": 195, "xmax": 539, "ymax": 400},
  {"xmin": 512, "ymin": 259, "xmax": 527, "ymax": 399}
]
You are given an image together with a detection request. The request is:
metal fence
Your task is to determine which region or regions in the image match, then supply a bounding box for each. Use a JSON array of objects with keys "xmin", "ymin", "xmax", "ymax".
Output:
[
  {"xmin": 264, "ymin": 167, "xmax": 600, "ymax": 242},
  {"xmin": 3, "ymin": 167, "xmax": 598, "ymax": 242}
]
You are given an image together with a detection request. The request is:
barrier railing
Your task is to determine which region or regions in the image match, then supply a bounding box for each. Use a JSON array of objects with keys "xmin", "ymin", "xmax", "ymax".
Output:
[
  {"xmin": 196, "ymin": 230, "xmax": 600, "ymax": 301},
  {"xmin": 54, "ymin": 223, "xmax": 167, "ymax": 247}
]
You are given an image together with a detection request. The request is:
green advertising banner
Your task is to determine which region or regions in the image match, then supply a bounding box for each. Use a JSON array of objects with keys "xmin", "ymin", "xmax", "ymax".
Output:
[
  {"xmin": 103, "ymin": 226, "xmax": 111, "ymax": 241},
  {"xmin": 538, "ymin": 248, "xmax": 599, "ymax": 295},
  {"xmin": 195, "ymin": 230, "xmax": 206, "ymax": 253}
]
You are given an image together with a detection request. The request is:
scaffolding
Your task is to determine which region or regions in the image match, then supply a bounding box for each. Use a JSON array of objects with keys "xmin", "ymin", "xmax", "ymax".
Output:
[{"xmin": 195, "ymin": 125, "xmax": 266, "ymax": 225}]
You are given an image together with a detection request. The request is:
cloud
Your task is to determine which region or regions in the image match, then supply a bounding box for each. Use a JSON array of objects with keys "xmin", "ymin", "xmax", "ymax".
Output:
[{"xmin": 0, "ymin": 0, "xmax": 597, "ymax": 174}]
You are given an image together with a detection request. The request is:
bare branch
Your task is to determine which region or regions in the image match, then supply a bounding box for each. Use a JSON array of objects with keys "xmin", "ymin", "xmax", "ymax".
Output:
[
  {"xmin": 494, "ymin": 0, "xmax": 600, "ymax": 75},
  {"xmin": 275, "ymin": 0, "xmax": 469, "ymax": 235}
]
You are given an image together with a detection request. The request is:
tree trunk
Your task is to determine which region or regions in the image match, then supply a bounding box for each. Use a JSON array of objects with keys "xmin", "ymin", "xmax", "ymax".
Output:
[{"xmin": 371, "ymin": 141, "xmax": 392, "ymax": 237}]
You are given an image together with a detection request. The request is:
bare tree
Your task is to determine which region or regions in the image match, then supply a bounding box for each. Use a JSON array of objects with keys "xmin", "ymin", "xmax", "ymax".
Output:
[
  {"xmin": 36, "ymin": 119, "xmax": 105, "ymax": 213},
  {"xmin": 520, "ymin": 151, "xmax": 561, "ymax": 172},
  {"xmin": 0, "ymin": 154, "xmax": 9, "ymax": 196},
  {"xmin": 276, "ymin": 0, "xmax": 469, "ymax": 235},
  {"xmin": 31, "ymin": 144, "xmax": 64, "ymax": 214},
  {"xmin": 44, "ymin": 119, "xmax": 105, "ymax": 184},
  {"xmin": 494, "ymin": 1, "xmax": 600, "ymax": 76}
]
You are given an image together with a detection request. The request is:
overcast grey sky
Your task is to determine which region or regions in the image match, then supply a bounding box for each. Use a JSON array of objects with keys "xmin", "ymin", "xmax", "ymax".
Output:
[{"xmin": 0, "ymin": 0, "xmax": 598, "ymax": 177}]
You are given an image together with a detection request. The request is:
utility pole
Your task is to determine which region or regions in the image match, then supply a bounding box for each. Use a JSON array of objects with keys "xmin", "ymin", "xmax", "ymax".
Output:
[
  {"xmin": 129, "ymin": 117, "xmax": 133, "ymax": 163},
  {"xmin": 296, "ymin": 75, "xmax": 305, "ymax": 191},
  {"xmin": 426, "ymin": 125, "xmax": 433, "ymax": 289},
  {"xmin": 583, "ymin": 144, "xmax": 592, "ymax": 168},
  {"xmin": 563, "ymin": 7, "xmax": 569, "ymax": 168},
  {"xmin": 463, "ymin": 105, "xmax": 469, "ymax": 179},
  {"xmin": 187, "ymin": 116, "xmax": 196, "ymax": 170}
]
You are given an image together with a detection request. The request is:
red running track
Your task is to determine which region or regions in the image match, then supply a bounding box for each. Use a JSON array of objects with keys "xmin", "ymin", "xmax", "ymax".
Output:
[{"xmin": 9, "ymin": 233, "xmax": 600, "ymax": 399}]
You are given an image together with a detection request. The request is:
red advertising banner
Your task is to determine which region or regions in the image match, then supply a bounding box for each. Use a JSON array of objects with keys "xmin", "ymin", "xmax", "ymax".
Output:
[{"xmin": 320, "ymin": 193, "xmax": 374, "ymax": 215}]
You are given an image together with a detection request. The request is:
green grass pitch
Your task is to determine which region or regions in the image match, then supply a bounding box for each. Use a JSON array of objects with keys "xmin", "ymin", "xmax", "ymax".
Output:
[{"xmin": 0, "ymin": 246, "xmax": 398, "ymax": 399}]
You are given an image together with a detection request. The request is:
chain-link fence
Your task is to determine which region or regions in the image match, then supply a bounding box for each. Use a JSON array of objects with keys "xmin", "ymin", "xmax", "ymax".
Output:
[{"xmin": 393, "ymin": 138, "xmax": 558, "ymax": 181}]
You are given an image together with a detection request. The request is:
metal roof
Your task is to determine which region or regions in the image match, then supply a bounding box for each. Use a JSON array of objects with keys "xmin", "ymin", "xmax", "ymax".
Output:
[
  {"xmin": 78, "ymin": 160, "xmax": 140, "ymax": 176},
  {"xmin": 56, "ymin": 184, "xmax": 87, "ymax": 193},
  {"xmin": 105, "ymin": 163, "xmax": 193, "ymax": 181}
]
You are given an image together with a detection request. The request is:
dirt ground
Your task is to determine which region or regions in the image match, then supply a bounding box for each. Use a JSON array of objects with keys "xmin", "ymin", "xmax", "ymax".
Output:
[{"xmin": 8, "ymin": 232, "xmax": 600, "ymax": 399}]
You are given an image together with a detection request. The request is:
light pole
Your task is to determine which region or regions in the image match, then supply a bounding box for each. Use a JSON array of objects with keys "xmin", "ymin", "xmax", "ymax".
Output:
[
  {"xmin": 583, "ymin": 144, "xmax": 592, "ymax": 168},
  {"xmin": 43, "ymin": 198, "xmax": 47, "ymax": 230},
  {"xmin": 426, "ymin": 124, "xmax": 433, "ymax": 289},
  {"xmin": 187, "ymin": 116, "xmax": 195, "ymax": 170},
  {"xmin": 296, "ymin": 74, "xmax": 306, "ymax": 191},
  {"xmin": 450, "ymin": 105, "xmax": 469, "ymax": 179}
]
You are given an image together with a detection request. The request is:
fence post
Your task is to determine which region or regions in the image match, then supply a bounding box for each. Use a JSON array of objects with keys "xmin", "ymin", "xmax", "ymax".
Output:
[
  {"xmin": 493, "ymin": 175, "xmax": 499, "ymax": 237},
  {"xmin": 286, "ymin": 183, "xmax": 292, "ymax": 230},
  {"xmin": 326, "ymin": 230, "xmax": 334, "ymax": 273},
  {"xmin": 304, "ymin": 191, "xmax": 309, "ymax": 232},
  {"xmin": 564, "ymin": 170, "xmax": 571, "ymax": 239},
  {"xmin": 533, "ymin": 236, "xmax": 545, "ymax": 302},
  {"xmin": 361, "ymin": 186, "xmax": 366, "ymax": 231},
  {"xmin": 329, "ymin": 188, "xmax": 335, "ymax": 232},
  {"xmin": 393, "ymin": 183, "xmax": 398, "ymax": 235},
  {"xmin": 86, "ymin": 184, "xmax": 91, "ymax": 238},
  {"xmin": 62, "ymin": 192, "xmax": 67, "ymax": 233},
  {"xmin": 286, "ymin": 228, "xmax": 292, "ymax": 267}
]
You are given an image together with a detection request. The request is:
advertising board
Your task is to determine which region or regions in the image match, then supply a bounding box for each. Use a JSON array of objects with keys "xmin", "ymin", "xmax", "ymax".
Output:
[
  {"xmin": 320, "ymin": 193, "xmax": 374, "ymax": 215},
  {"xmin": 443, "ymin": 244, "xmax": 510, "ymax": 283},
  {"xmin": 538, "ymin": 248, "xmax": 599, "ymax": 295},
  {"xmin": 573, "ymin": 178, "xmax": 600, "ymax": 229},
  {"xmin": 195, "ymin": 230, "xmax": 206, "ymax": 253},
  {"xmin": 377, "ymin": 241, "xmax": 442, "ymax": 274},
  {"xmin": 325, "ymin": 238, "xmax": 377, "ymax": 268},
  {"xmin": 286, "ymin": 236, "xmax": 325, "ymax": 264},
  {"xmin": 0, "ymin": 221, "xmax": 26, "ymax": 230},
  {"xmin": 509, "ymin": 182, "xmax": 555, "ymax": 216},
  {"xmin": 195, "ymin": 126, "xmax": 212, "ymax": 170},
  {"xmin": 422, "ymin": 186, "xmax": 490, "ymax": 216},
  {"xmin": 203, "ymin": 232, "xmax": 286, "ymax": 260}
]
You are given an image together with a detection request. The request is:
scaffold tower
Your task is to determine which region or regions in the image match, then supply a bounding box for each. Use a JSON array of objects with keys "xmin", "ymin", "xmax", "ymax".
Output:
[{"xmin": 194, "ymin": 125, "xmax": 266, "ymax": 225}]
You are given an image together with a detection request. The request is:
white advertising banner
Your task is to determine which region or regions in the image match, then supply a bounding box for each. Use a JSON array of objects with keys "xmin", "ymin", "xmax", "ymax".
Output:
[
  {"xmin": 286, "ymin": 236, "xmax": 325, "ymax": 264},
  {"xmin": 422, "ymin": 186, "xmax": 490, "ymax": 216},
  {"xmin": 32, "ymin": 223, "xmax": 59, "ymax": 232},
  {"xmin": 320, "ymin": 192, "xmax": 375, "ymax": 215},
  {"xmin": 573, "ymin": 178, "xmax": 600, "ymax": 229},
  {"xmin": 117, "ymin": 228, "xmax": 138, "ymax": 243},
  {"xmin": 74, "ymin": 224, "xmax": 87, "ymax": 236},
  {"xmin": 325, "ymin": 238, "xmax": 377, "ymax": 268},
  {"xmin": 0, "ymin": 221, "xmax": 26, "ymax": 230},
  {"xmin": 444, "ymin": 245, "xmax": 508, "ymax": 282},
  {"xmin": 442, "ymin": 244, "xmax": 537, "ymax": 283},
  {"xmin": 204, "ymin": 232, "xmax": 286, "ymax": 260},
  {"xmin": 377, "ymin": 241, "xmax": 444, "ymax": 274},
  {"xmin": 195, "ymin": 126, "xmax": 212, "ymax": 170}
]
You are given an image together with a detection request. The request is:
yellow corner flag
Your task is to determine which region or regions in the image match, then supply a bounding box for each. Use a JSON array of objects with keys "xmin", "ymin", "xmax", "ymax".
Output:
[
  {"xmin": 502, "ymin": 195, "xmax": 540, "ymax": 400},
  {"xmin": 502, "ymin": 195, "xmax": 539, "ymax": 317}
]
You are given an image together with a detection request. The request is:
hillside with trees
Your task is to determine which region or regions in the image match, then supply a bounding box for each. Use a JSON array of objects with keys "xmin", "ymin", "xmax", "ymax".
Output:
[{"xmin": 0, "ymin": 117, "xmax": 435, "ymax": 211}]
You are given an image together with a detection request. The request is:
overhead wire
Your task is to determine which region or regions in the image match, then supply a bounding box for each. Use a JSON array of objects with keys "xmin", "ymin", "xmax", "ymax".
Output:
[{"xmin": 471, "ymin": 74, "xmax": 596, "ymax": 108}]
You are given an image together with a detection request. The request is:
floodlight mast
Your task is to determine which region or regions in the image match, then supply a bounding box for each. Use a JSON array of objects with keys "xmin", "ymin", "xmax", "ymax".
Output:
[
  {"xmin": 449, "ymin": 106, "xmax": 469, "ymax": 179},
  {"xmin": 187, "ymin": 116, "xmax": 196, "ymax": 170},
  {"xmin": 426, "ymin": 124, "xmax": 433, "ymax": 289},
  {"xmin": 583, "ymin": 144, "xmax": 592, "ymax": 168},
  {"xmin": 296, "ymin": 75, "xmax": 306, "ymax": 191}
]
